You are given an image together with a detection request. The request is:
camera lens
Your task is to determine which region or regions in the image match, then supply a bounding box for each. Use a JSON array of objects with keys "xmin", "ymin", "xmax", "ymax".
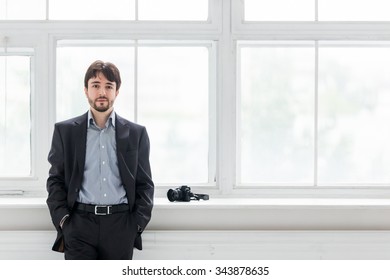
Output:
[{"xmin": 167, "ymin": 189, "xmax": 180, "ymax": 202}]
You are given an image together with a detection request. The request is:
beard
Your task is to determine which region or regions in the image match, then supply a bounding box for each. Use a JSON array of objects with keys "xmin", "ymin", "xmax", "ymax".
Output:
[{"xmin": 88, "ymin": 97, "xmax": 113, "ymax": 112}]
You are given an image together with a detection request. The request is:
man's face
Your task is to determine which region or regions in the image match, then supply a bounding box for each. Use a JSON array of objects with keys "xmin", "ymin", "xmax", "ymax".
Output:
[{"xmin": 84, "ymin": 72, "xmax": 119, "ymax": 113}]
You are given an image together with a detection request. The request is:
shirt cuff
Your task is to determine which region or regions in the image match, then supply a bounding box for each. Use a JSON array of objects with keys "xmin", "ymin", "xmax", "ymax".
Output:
[{"xmin": 59, "ymin": 214, "xmax": 70, "ymax": 229}]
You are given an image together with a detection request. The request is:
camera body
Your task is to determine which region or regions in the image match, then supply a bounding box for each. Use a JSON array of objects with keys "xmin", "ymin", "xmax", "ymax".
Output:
[
  {"xmin": 167, "ymin": 185, "xmax": 209, "ymax": 202},
  {"xmin": 167, "ymin": 185, "xmax": 193, "ymax": 202}
]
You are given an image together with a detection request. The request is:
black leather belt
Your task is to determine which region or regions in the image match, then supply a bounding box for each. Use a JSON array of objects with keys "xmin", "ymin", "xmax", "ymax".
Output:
[{"xmin": 75, "ymin": 203, "xmax": 129, "ymax": 215}]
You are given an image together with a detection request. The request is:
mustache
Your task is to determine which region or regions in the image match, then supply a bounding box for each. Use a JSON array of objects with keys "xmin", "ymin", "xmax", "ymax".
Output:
[{"xmin": 95, "ymin": 97, "xmax": 108, "ymax": 101}]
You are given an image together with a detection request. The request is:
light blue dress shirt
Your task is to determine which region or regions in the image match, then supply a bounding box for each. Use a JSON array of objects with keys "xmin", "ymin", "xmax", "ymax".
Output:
[{"xmin": 77, "ymin": 110, "xmax": 128, "ymax": 205}]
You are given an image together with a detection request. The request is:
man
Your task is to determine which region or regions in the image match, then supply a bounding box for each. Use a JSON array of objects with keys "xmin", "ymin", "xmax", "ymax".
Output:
[{"xmin": 46, "ymin": 60, "xmax": 154, "ymax": 260}]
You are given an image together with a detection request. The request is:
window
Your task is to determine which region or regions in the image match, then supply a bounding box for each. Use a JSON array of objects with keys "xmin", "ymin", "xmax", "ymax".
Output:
[
  {"xmin": 137, "ymin": 44, "xmax": 214, "ymax": 184},
  {"xmin": 238, "ymin": 41, "xmax": 390, "ymax": 186},
  {"xmin": 49, "ymin": 0, "xmax": 136, "ymax": 20},
  {"xmin": 56, "ymin": 40, "xmax": 215, "ymax": 185},
  {"xmin": 318, "ymin": 42, "xmax": 390, "ymax": 184},
  {"xmin": 238, "ymin": 42, "xmax": 315, "ymax": 185},
  {"xmin": 1, "ymin": 1, "xmax": 217, "ymax": 194},
  {"xmin": 0, "ymin": 51, "xmax": 32, "ymax": 177},
  {"xmin": 0, "ymin": 0, "xmax": 46, "ymax": 20},
  {"xmin": 1, "ymin": 0, "xmax": 209, "ymax": 21},
  {"xmin": 2, "ymin": 0, "xmax": 390, "ymax": 197},
  {"xmin": 244, "ymin": 0, "xmax": 314, "ymax": 21},
  {"xmin": 244, "ymin": 0, "xmax": 390, "ymax": 21},
  {"xmin": 319, "ymin": 0, "xmax": 390, "ymax": 21},
  {"xmin": 138, "ymin": 0, "xmax": 209, "ymax": 20}
]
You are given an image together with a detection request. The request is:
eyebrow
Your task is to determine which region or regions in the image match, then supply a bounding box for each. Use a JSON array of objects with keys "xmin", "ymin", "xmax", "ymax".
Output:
[{"xmin": 90, "ymin": 81, "xmax": 115, "ymax": 85}]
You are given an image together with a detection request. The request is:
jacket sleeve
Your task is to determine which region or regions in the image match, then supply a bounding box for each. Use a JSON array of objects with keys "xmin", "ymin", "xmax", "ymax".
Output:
[
  {"xmin": 46, "ymin": 124, "xmax": 70, "ymax": 231},
  {"xmin": 134, "ymin": 127, "xmax": 154, "ymax": 232}
]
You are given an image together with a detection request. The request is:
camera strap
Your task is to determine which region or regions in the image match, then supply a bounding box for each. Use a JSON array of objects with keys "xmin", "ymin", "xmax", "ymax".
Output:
[{"xmin": 192, "ymin": 193, "xmax": 209, "ymax": 201}]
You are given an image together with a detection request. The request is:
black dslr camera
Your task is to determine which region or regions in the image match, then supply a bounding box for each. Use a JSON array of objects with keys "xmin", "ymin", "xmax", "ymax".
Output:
[{"xmin": 167, "ymin": 186, "xmax": 209, "ymax": 202}]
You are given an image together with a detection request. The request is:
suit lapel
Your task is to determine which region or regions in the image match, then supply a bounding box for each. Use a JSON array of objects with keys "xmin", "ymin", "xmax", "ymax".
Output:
[
  {"xmin": 115, "ymin": 115, "xmax": 135, "ymax": 186},
  {"xmin": 116, "ymin": 114, "xmax": 130, "ymax": 156}
]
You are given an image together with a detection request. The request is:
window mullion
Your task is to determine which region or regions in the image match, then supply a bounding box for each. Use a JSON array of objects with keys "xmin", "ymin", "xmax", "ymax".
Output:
[
  {"xmin": 314, "ymin": 41, "xmax": 319, "ymax": 187},
  {"xmin": 208, "ymin": 42, "xmax": 217, "ymax": 185},
  {"xmin": 134, "ymin": 40, "xmax": 138, "ymax": 123},
  {"xmin": 0, "ymin": 56, "xmax": 5, "ymax": 173},
  {"xmin": 135, "ymin": 0, "xmax": 139, "ymax": 21},
  {"xmin": 45, "ymin": 0, "xmax": 49, "ymax": 20}
]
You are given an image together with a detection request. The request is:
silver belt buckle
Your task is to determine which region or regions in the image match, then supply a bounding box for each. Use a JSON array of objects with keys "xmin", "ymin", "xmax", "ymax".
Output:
[{"xmin": 95, "ymin": 205, "xmax": 112, "ymax": 215}]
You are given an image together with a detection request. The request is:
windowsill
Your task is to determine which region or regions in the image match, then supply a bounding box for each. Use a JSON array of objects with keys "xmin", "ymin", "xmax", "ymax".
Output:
[
  {"xmin": 1, "ymin": 196, "xmax": 390, "ymax": 209},
  {"xmin": 1, "ymin": 197, "xmax": 390, "ymax": 231},
  {"xmin": 156, "ymin": 197, "xmax": 390, "ymax": 209}
]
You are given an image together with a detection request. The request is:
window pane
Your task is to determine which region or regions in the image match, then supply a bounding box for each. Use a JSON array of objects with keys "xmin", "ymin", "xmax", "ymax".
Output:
[
  {"xmin": 0, "ymin": 0, "xmax": 46, "ymax": 19},
  {"xmin": 239, "ymin": 42, "xmax": 315, "ymax": 184},
  {"xmin": 0, "ymin": 56, "xmax": 31, "ymax": 176},
  {"xmin": 319, "ymin": 0, "xmax": 390, "ymax": 21},
  {"xmin": 244, "ymin": 0, "xmax": 315, "ymax": 21},
  {"xmin": 318, "ymin": 43, "xmax": 390, "ymax": 184},
  {"xmin": 56, "ymin": 42, "xmax": 135, "ymax": 122},
  {"xmin": 138, "ymin": 45, "xmax": 210, "ymax": 184},
  {"xmin": 49, "ymin": 0, "xmax": 135, "ymax": 20},
  {"xmin": 138, "ymin": 0, "xmax": 208, "ymax": 20}
]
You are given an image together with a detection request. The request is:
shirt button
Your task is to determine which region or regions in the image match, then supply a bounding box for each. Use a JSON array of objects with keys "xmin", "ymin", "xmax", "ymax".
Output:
[
  {"xmin": 102, "ymin": 161, "xmax": 105, "ymax": 165},
  {"xmin": 104, "ymin": 194, "xmax": 107, "ymax": 197},
  {"xmin": 103, "ymin": 178, "xmax": 106, "ymax": 181},
  {"xmin": 102, "ymin": 145, "xmax": 105, "ymax": 149}
]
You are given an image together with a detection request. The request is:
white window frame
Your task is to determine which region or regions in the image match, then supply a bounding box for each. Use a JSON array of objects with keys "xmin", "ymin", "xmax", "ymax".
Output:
[
  {"xmin": 0, "ymin": 0, "xmax": 222, "ymax": 197},
  {"xmin": 0, "ymin": 34, "xmax": 50, "ymax": 194},
  {"xmin": 231, "ymin": 0, "xmax": 390, "ymax": 198},
  {"xmin": 1, "ymin": 0, "xmax": 390, "ymax": 199}
]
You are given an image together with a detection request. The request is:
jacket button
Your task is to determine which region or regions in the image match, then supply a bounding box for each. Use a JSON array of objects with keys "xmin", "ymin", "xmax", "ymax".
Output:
[{"xmin": 75, "ymin": 188, "xmax": 79, "ymax": 193}]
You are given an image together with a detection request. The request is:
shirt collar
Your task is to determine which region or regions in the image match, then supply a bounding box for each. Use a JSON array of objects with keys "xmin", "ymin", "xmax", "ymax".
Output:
[{"xmin": 88, "ymin": 110, "xmax": 116, "ymax": 128}]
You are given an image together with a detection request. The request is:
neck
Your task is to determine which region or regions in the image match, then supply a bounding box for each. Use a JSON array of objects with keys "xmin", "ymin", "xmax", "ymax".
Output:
[{"xmin": 90, "ymin": 107, "xmax": 113, "ymax": 129}]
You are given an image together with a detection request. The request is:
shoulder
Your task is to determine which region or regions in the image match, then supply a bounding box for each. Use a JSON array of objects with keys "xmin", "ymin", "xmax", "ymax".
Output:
[
  {"xmin": 115, "ymin": 114, "xmax": 146, "ymax": 131},
  {"xmin": 53, "ymin": 113, "xmax": 88, "ymax": 137},
  {"xmin": 54, "ymin": 112, "xmax": 88, "ymax": 128}
]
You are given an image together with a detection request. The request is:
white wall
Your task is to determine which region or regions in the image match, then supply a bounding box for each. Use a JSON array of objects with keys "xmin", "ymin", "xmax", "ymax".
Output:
[{"xmin": 1, "ymin": 230, "xmax": 390, "ymax": 260}]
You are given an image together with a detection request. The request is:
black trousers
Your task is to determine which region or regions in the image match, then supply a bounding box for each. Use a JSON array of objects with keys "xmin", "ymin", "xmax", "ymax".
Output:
[{"xmin": 62, "ymin": 209, "xmax": 137, "ymax": 260}]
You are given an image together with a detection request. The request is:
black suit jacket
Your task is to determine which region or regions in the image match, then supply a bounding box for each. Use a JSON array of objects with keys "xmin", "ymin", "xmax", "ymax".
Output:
[{"xmin": 46, "ymin": 112, "xmax": 154, "ymax": 252}]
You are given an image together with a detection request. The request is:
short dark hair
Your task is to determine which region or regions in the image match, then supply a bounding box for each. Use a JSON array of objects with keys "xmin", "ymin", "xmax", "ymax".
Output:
[{"xmin": 84, "ymin": 60, "xmax": 121, "ymax": 90}]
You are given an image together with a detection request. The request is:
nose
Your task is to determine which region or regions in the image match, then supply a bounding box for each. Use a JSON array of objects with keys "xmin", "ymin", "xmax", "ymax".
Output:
[{"xmin": 99, "ymin": 88, "xmax": 107, "ymax": 96}]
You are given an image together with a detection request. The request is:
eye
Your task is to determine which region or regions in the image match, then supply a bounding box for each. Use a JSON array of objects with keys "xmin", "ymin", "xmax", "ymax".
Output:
[{"xmin": 92, "ymin": 84, "xmax": 99, "ymax": 88}]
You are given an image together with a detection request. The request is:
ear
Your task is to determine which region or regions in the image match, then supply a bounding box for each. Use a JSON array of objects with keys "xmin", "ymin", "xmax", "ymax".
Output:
[
  {"xmin": 84, "ymin": 87, "xmax": 88, "ymax": 97},
  {"xmin": 115, "ymin": 90, "xmax": 119, "ymax": 97}
]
